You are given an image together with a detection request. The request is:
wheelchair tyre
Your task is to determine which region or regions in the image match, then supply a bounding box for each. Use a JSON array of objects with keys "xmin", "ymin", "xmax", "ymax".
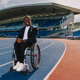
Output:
[
  {"xmin": 10, "ymin": 66, "xmax": 14, "ymax": 72},
  {"xmin": 31, "ymin": 43, "xmax": 40, "ymax": 69},
  {"xmin": 25, "ymin": 68, "xmax": 29, "ymax": 75}
]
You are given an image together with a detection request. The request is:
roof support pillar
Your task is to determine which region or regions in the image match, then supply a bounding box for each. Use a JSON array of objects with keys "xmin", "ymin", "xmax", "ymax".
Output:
[
  {"xmin": 72, "ymin": 15, "xmax": 74, "ymax": 29},
  {"xmin": 72, "ymin": 21, "xmax": 74, "ymax": 28},
  {"xmin": 67, "ymin": 24, "xmax": 69, "ymax": 30}
]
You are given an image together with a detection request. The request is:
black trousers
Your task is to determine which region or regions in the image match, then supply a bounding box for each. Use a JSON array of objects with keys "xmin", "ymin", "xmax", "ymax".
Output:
[{"xmin": 14, "ymin": 42, "xmax": 28, "ymax": 63}]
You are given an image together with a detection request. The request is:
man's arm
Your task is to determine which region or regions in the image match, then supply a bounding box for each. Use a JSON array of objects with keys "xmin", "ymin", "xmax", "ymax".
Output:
[
  {"xmin": 16, "ymin": 29, "xmax": 24, "ymax": 43},
  {"xmin": 17, "ymin": 29, "xmax": 21, "ymax": 38}
]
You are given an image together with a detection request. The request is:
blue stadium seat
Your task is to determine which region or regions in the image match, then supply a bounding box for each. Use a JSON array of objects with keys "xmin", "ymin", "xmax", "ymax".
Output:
[
  {"xmin": 14, "ymin": 21, "xmax": 24, "ymax": 26},
  {"xmin": 6, "ymin": 23, "xmax": 14, "ymax": 27}
]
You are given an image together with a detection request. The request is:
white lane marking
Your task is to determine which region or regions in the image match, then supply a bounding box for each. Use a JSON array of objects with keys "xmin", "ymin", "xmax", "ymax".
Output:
[
  {"xmin": 0, "ymin": 39, "xmax": 43, "ymax": 48},
  {"xmin": 35, "ymin": 40, "xmax": 53, "ymax": 53},
  {"xmin": 0, "ymin": 51, "xmax": 13, "ymax": 55},
  {"xmin": 0, "ymin": 42, "xmax": 14, "ymax": 45},
  {"xmin": 38, "ymin": 40, "xmax": 45, "ymax": 45},
  {"xmin": 0, "ymin": 46, "xmax": 13, "ymax": 50},
  {"xmin": 40, "ymin": 40, "xmax": 53, "ymax": 51},
  {"xmin": 0, "ymin": 40, "xmax": 44, "ymax": 47},
  {"xmin": 0, "ymin": 61, "xmax": 13, "ymax": 68},
  {"xmin": 0, "ymin": 44, "xmax": 13, "ymax": 47},
  {"xmin": 43, "ymin": 42, "xmax": 66, "ymax": 80},
  {"xmin": 0, "ymin": 39, "xmax": 45, "ymax": 55},
  {"xmin": 0, "ymin": 40, "xmax": 53, "ymax": 68},
  {"xmin": 0, "ymin": 39, "xmax": 44, "ymax": 49}
]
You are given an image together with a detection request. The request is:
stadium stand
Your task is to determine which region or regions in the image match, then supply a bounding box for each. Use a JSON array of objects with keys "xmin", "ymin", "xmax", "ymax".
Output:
[
  {"xmin": 65, "ymin": 29, "xmax": 80, "ymax": 39},
  {"xmin": 73, "ymin": 30, "xmax": 80, "ymax": 36},
  {"xmin": 38, "ymin": 29, "xmax": 62, "ymax": 37},
  {"xmin": 0, "ymin": 17, "xmax": 63, "ymax": 38},
  {"xmin": 14, "ymin": 21, "xmax": 24, "ymax": 26},
  {"xmin": 41, "ymin": 19, "xmax": 61, "ymax": 27},
  {"xmin": 0, "ymin": 17, "xmax": 79, "ymax": 38},
  {"xmin": 0, "ymin": 2, "xmax": 80, "ymax": 38},
  {"xmin": 6, "ymin": 22, "xmax": 15, "ymax": 27}
]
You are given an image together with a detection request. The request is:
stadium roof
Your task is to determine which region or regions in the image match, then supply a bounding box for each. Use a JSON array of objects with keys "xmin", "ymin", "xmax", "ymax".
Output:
[{"xmin": 0, "ymin": 2, "xmax": 80, "ymax": 21}]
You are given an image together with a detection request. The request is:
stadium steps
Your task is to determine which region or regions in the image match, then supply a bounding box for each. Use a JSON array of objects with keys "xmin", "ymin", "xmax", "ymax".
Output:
[
  {"xmin": 32, "ymin": 20, "xmax": 36, "ymax": 24},
  {"xmin": 60, "ymin": 13, "xmax": 74, "ymax": 27},
  {"xmin": 40, "ymin": 19, "xmax": 48, "ymax": 27},
  {"xmin": 53, "ymin": 19, "xmax": 61, "ymax": 26},
  {"xmin": 60, "ymin": 27, "xmax": 80, "ymax": 38},
  {"xmin": 45, "ymin": 27, "xmax": 76, "ymax": 38}
]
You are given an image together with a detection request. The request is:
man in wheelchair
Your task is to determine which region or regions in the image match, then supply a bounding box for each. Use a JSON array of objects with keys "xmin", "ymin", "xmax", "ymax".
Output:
[{"xmin": 13, "ymin": 15, "xmax": 38, "ymax": 72}]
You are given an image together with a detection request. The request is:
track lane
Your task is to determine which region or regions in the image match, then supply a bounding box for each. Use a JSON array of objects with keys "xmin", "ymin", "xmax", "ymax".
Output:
[
  {"xmin": 0, "ymin": 39, "xmax": 48, "ymax": 65},
  {"xmin": 0, "ymin": 38, "xmax": 65, "ymax": 80},
  {"xmin": 48, "ymin": 39, "xmax": 80, "ymax": 80}
]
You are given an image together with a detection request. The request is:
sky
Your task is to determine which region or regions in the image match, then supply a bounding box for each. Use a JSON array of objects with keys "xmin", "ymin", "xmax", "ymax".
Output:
[{"xmin": 0, "ymin": 0, "xmax": 80, "ymax": 23}]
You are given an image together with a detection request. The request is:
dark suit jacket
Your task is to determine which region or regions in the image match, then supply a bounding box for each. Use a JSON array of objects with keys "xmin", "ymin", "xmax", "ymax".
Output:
[{"xmin": 17, "ymin": 25, "xmax": 38, "ymax": 44}]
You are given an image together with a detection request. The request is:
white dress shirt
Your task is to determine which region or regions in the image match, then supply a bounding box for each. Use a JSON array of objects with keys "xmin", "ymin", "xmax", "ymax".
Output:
[{"xmin": 23, "ymin": 26, "xmax": 30, "ymax": 40}]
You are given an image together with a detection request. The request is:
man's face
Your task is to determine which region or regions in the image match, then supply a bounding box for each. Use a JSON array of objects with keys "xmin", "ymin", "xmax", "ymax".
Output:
[{"xmin": 24, "ymin": 17, "xmax": 31, "ymax": 26}]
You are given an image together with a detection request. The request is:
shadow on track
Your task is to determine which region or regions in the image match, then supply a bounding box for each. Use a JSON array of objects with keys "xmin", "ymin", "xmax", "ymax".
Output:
[{"xmin": 0, "ymin": 69, "xmax": 38, "ymax": 80}]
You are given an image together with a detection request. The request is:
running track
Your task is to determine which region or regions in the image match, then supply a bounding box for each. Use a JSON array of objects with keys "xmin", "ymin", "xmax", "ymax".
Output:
[
  {"xmin": 0, "ymin": 38, "xmax": 79, "ymax": 80},
  {"xmin": 0, "ymin": 38, "xmax": 66, "ymax": 80},
  {"xmin": 48, "ymin": 39, "xmax": 80, "ymax": 80}
]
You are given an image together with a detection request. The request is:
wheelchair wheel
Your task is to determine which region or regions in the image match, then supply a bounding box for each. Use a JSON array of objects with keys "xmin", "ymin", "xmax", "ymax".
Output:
[
  {"xmin": 25, "ymin": 68, "xmax": 29, "ymax": 75},
  {"xmin": 10, "ymin": 66, "xmax": 14, "ymax": 72},
  {"xmin": 31, "ymin": 43, "xmax": 40, "ymax": 69}
]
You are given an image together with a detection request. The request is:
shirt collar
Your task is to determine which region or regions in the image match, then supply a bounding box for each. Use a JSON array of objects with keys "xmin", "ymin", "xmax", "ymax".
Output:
[{"xmin": 26, "ymin": 26, "xmax": 30, "ymax": 28}]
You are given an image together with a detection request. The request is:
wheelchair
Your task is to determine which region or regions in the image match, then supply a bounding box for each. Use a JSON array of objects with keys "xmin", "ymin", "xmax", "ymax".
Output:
[{"xmin": 10, "ymin": 43, "xmax": 40, "ymax": 75}]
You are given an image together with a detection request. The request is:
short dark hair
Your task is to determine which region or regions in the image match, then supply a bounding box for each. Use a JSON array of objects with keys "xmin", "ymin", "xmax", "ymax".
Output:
[{"xmin": 24, "ymin": 15, "xmax": 31, "ymax": 21}]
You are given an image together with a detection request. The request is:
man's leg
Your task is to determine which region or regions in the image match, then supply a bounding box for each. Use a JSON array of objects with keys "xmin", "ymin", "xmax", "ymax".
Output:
[
  {"xmin": 14, "ymin": 42, "xmax": 21, "ymax": 62},
  {"xmin": 13, "ymin": 42, "xmax": 21, "ymax": 70},
  {"xmin": 20, "ymin": 42, "xmax": 28, "ymax": 63},
  {"xmin": 16, "ymin": 42, "xmax": 28, "ymax": 71}
]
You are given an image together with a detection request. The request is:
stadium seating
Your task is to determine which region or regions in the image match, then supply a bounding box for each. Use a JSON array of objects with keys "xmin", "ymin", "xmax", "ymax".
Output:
[
  {"xmin": 32, "ymin": 18, "xmax": 62, "ymax": 27},
  {"xmin": 38, "ymin": 30, "xmax": 61, "ymax": 37},
  {"xmin": 32, "ymin": 19, "xmax": 45, "ymax": 26},
  {"xmin": 0, "ymin": 32, "xmax": 19, "ymax": 37},
  {"xmin": 0, "ymin": 21, "xmax": 24, "ymax": 27},
  {"xmin": 14, "ymin": 21, "xmax": 24, "ymax": 26},
  {"xmin": 0, "ymin": 18, "xmax": 63, "ymax": 37},
  {"xmin": 6, "ymin": 22, "xmax": 14, "ymax": 27},
  {"xmin": 0, "ymin": 18, "xmax": 62, "ymax": 28},
  {"xmin": 0, "ymin": 29, "xmax": 61, "ymax": 37},
  {"xmin": 65, "ymin": 30, "xmax": 80, "ymax": 37},
  {"xmin": 73, "ymin": 30, "xmax": 80, "ymax": 36},
  {"xmin": 41, "ymin": 19, "xmax": 61, "ymax": 27}
]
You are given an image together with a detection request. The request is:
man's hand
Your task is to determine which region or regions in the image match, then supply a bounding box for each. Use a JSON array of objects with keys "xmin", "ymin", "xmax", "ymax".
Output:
[{"xmin": 16, "ymin": 38, "xmax": 25, "ymax": 43}]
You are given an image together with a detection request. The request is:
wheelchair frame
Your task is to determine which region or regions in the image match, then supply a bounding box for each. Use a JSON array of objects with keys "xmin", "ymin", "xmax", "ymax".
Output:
[{"xmin": 10, "ymin": 43, "xmax": 40, "ymax": 75}]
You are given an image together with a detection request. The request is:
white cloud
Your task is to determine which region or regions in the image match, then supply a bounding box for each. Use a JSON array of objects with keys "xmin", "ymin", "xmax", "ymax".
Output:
[
  {"xmin": 49, "ymin": 0, "xmax": 80, "ymax": 9},
  {"xmin": 1, "ymin": 0, "xmax": 10, "ymax": 6},
  {"xmin": 0, "ymin": 0, "xmax": 49, "ymax": 9},
  {"xmin": 1, "ymin": 0, "xmax": 80, "ymax": 9},
  {"xmin": 0, "ymin": 0, "xmax": 11, "ymax": 9}
]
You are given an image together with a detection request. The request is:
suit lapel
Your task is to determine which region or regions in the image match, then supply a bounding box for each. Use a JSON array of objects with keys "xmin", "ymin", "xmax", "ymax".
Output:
[
  {"xmin": 28, "ymin": 26, "xmax": 32, "ymax": 38},
  {"xmin": 22, "ymin": 27, "xmax": 26, "ymax": 38}
]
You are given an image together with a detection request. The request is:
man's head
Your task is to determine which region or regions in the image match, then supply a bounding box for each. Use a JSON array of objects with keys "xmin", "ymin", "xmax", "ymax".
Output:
[{"xmin": 24, "ymin": 15, "xmax": 31, "ymax": 26}]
